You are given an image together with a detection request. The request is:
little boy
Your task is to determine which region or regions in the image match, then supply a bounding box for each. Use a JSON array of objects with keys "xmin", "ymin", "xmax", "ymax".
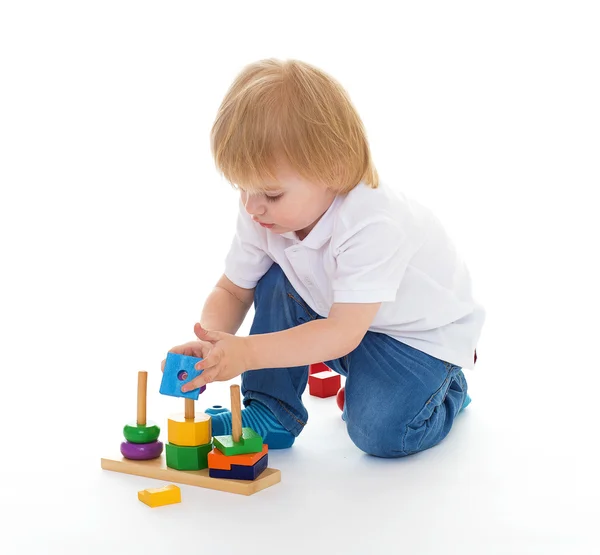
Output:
[{"xmin": 163, "ymin": 59, "xmax": 485, "ymax": 458}]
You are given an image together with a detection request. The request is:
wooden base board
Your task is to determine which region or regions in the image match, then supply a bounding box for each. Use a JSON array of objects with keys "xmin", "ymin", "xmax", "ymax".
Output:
[{"xmin": 101, "ymin": 453, "xmax": 281, "ymax": 496}]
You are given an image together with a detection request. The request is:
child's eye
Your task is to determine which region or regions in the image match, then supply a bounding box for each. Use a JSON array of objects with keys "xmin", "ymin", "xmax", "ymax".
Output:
[{"xmin": 265, "ymin": 194, "xmax": 283, "ymax": 202}]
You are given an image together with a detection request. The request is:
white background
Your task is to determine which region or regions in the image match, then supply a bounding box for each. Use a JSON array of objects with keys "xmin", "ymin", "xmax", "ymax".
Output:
[{"xmin": 1, "ymin": 1, "xmax": 599, "ymax": 554}]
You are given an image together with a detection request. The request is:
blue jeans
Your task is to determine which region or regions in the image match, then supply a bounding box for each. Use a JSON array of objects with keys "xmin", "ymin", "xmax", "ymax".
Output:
[{"xmin": 242, "ymin": 264, "xmax": 468, "ymax": 458}]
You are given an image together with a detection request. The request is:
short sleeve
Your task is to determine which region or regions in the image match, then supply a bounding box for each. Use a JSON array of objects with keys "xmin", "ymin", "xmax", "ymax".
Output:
[
  {"xmin": 332, "ymin": 218, "xmax": 411, "ymax": 303},
  {"xmin": 224, "ymin": 202, "xmax": 274, "ymax": 289}
]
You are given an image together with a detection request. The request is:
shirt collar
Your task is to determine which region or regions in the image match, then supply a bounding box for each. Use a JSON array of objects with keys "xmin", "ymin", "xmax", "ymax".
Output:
[{"xmin": 282, "ymin": 194, "xmax": 344, "ymax": 249}]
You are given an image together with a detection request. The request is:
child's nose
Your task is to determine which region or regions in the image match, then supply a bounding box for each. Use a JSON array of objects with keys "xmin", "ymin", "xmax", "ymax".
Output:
[{"xmin": 244, "ymin": 195, "xmax": 265, "ymax": 216}]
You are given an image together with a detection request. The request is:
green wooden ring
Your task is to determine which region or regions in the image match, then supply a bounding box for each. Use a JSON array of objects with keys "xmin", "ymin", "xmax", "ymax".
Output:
[{"xmin": 123, "ymin": 421, "xmax": 160, "ymax": 444}]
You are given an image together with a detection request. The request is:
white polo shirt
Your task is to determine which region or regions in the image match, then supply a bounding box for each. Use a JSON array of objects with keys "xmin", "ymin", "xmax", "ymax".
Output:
[{"xmin": 224, "ymin": 181, "xmax": 485, "ymax": 369}]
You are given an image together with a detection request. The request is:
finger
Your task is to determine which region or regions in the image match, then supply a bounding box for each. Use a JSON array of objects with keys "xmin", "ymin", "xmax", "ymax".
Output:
[
  {"xmin": 199, "ymin": 342, "xmax": 215, "ymax": 359},
  {"xmin": 193, "ymin": 349, "xmax": 221, "ymax": 372},
  {"xmin": 181, "ymin": 368, "xmax": 219, "ymax": 392},
  {"xmin": 167, "ymin": 341, "xmax": 205, "ymax": 359},
  {"xmin": 161, "ymin": 358, "xmax": 166, "ymax": 372},
  {"xmin": 192, "ymin": 340, "xmax": 216, "ymax": 359},
  {"xmin": 194, "ymin": 323, "xmax": 223, "ymax": 343},
  {"xmin": 181, "ymin": 374, "xmax": 204, "ymax": 392}
]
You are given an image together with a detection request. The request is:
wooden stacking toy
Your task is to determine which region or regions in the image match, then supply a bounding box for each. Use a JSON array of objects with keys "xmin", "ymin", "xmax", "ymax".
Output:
[
  {"xmin": 102, "ymin": 363, "xmax": 281, "ymax": 495},
  {"xmin": 208, "ymin": 385, "xmax": 268, "ymax": 480},
  {"xmin": 120, "ymin": 371, "xmax": 163, "ymax": 460},
  {"xmin": 165, "ymin": 398, "xmax": 212, "ymax": 471}
]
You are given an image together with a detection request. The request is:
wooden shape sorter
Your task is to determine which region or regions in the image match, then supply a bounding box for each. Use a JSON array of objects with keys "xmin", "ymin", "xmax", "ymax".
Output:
[
  {"xmin": 102, "ymin": 387, "xmax": 281, "ymax": 496},
  {"xmin": 101, "ymin": 453, "xmax": 280, "ymax": 495}
]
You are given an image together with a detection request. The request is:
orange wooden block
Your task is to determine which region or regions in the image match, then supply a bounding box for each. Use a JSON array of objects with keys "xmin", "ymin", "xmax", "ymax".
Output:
[{"xmin": 208, "ymin": 444, "xmax": 268, "ymax": 470}]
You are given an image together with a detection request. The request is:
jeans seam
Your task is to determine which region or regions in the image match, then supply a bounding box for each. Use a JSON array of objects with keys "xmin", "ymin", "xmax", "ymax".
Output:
[
  {"xmin": 401, "ymin": 368, "xmax": 454, "ymax": 451},
  {"xmin": 287, "ymin": 292, "xmax": 318, "ymax": 321},
  {"xmin": 427, "ymin": 365, "xmax": 456, "ymax": 406},
  {"xmin": 342, "ymin": 353, "xmax": 350, "ymax": 372},
  {"xmin": 277, "ymin": 399, "xmax": 307, "ymax": 427},
  {"xmin": 442, "ymin": 361, "xmax": 455, "ymax": 375}
]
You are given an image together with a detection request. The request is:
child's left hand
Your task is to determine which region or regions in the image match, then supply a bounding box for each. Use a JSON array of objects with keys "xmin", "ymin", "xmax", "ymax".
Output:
[{"xmin": 181, "ymin": 323, "xmax": 250, "ymax": 392}]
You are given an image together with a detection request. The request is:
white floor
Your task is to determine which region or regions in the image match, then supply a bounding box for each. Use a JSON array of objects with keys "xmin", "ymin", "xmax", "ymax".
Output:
[
  {"xmin": 2, "ymin": 2, "xmax": 599, "ymax": 554},
  {"xmin": 3, "ymin": 362, "xmax": 597, "ymax": 555}
]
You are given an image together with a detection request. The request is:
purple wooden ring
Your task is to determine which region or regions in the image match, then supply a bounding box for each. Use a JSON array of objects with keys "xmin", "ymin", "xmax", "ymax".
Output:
[{"xmin": 120, "ymin": 440, "xmax": 163, "ymax": 460}]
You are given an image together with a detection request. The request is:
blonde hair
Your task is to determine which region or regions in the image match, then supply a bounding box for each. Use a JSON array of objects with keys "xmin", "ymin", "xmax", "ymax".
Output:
[{"xmin": 210, "ymin": 59, "xmax": 378, "ymax": 193}]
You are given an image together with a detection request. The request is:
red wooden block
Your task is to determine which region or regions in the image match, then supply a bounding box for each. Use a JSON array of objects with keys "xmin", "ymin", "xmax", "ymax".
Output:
[
  {"xmin": 308, "ymin": 370, "xmax": 341, "ymax": 398},
  {"xmin": 309, "ymin": 362, "xmax": 330, "ymax": 375}
]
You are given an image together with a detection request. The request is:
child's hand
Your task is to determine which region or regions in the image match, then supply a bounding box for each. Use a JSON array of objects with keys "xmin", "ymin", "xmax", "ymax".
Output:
[
  {"xmin": 180, "ymin": 323, "xmax": 250, "ymax": 392},
  {"xmin": 160, "ymin": 339, "xmax": 213, "ymax": 372}
]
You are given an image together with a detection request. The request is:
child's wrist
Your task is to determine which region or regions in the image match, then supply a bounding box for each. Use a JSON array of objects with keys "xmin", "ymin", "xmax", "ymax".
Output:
[{"xmin": 241, "ymin": 335, "xmax": 258, "ymax": 371}]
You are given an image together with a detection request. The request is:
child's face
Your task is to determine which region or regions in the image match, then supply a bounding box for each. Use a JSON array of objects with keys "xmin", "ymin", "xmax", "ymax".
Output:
[{"xmin": 240, "ymin": 160, "xmax": 336, "ymax": 240}]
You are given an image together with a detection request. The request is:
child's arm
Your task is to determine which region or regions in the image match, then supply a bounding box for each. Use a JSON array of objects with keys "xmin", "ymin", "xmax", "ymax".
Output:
[
  {"xmin": 161, "ymin": 274, "xmax": 254, "ymax": 374},
  {"xmin": 181, "ymin": 302, "xmax": 382, "ymax": 391},
  {"xmin": 199, "ymin": 274, "xmax": 254, "ymax": 335},
  {"xmin": 244, "ymin": 302, "xmax": 381, "ymax": 370}
]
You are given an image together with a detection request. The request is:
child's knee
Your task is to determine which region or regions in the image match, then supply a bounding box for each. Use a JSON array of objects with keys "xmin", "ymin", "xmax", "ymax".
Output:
[
  {"xmin": 346, "ymin": 413, "xmax": 444, "ymax": 458},
  {"xmin": 345, "ymin": 377, "xmax": 464, "ymax": 458},
  {"xmin": 257, "ymin": 263, "xmax": 285, "ymax": 287},
  {"xmin": 342, "ymin": 387, "xmax": 407, "ymax": 457},
  {"xmin": 346, "ymin": 420, "xmax": 405, "ymax": 458}
]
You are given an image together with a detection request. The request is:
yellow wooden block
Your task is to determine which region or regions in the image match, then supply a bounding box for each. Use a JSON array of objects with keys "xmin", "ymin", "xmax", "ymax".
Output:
[
  {"xmin": 138, "ymin": 484, "xmax": 181, "ymax": 507},
  {"xmin": 168, "ymin": 412, "xmax": 211, "ymax": 447}
]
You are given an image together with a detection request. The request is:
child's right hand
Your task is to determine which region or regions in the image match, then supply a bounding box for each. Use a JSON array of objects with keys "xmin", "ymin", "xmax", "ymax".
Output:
[{"xmin": 160, "ymin": 340, "xmax": 213, "ymax": 372}]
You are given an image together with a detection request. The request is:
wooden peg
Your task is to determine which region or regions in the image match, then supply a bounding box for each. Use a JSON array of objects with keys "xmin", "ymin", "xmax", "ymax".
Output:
[
  {"xmin": 231, "ymin": 385, "xmax": 242, "ymax": 443},
  {"xmin": 137, "ymin": 371, "xmax": 147, "ymax": 426},
  {"xmin": 185, "ymin": 398, "xmax": 195, "ymax": 420}
]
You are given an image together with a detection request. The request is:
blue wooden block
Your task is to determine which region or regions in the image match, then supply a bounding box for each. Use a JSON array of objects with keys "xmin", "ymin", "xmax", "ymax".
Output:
[
  {"xmin": 159, "ymin": 352, "xmax": 206, "ymax": 400},
  {"xmin": 205, "ymin": 405, "xmax": 230, "ymax": 416},
  {"xmin": 209, "ymin": 453, "xmax": 268, "ymax": 481}
]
